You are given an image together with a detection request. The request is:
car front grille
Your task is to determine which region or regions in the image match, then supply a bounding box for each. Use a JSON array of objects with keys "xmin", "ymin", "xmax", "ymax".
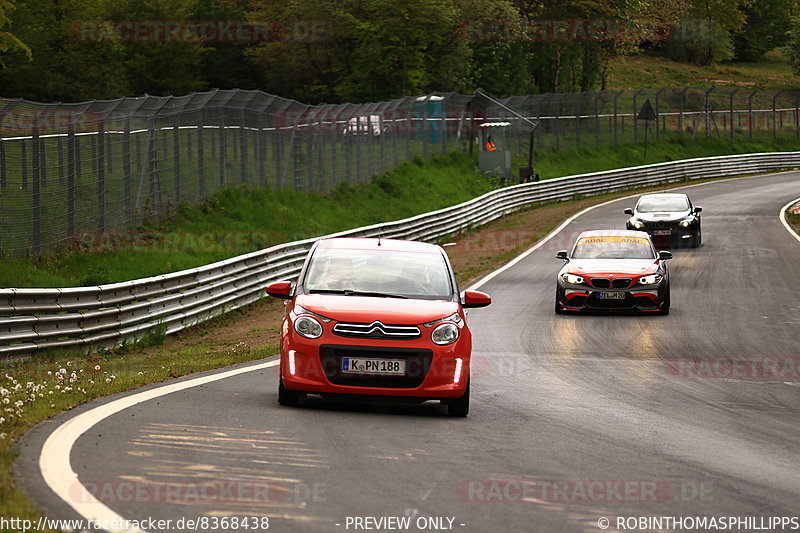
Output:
[
  {"xmin": 586, "ymin": 293, "xmax": 636, "ymax": 309},
  {"xmin": 644, "ymin": 220, "xmax": 677, "ymax": 229},
  {"xmin": 590, "ymin": 278, "xmax": 611, "ymax": 288},
  {"xmin": 319, "ymin": 345, "xmax": 433, "ymax": 388},
  {"xmin": 612, "ymin": 278, "xmax": 632, "ymax": 289},
  {"xmin": 332, "ymin": 321, "xmax": 421, "ymax": 340}
]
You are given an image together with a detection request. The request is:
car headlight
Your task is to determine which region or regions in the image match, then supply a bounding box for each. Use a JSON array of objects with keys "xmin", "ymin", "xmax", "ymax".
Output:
[
  {"xmin": 423, "ymin": 313, "xmax": 462, "ymax": 328},
  {"xmin": 638, "ymin": 274, "xmax": 663, "ymax": 285},
  {"xmin": 294, "ymin": 315, "xmax": 323, "ymax": 339},
  {"xmin": 431, "ymin": 322, "xmax": 459, "ymax": 345},
  {"xmin": 561, "ymin": 273, "xmax": 585, "ymax": 285},
  {"xmin": 679, "ymin": 218, "xmax": 694, "ymax": 228},
  {"xmin": 630, "ymin": 219, "xmax": 645, "ymax": 230}
]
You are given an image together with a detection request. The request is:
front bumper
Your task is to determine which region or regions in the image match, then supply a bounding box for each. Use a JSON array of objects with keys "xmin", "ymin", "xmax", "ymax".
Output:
[
  {"xmin": 280, "ymin": 333, "xmax": 470, "ymax": 399},
  {"xmin": 556, "ymin": 282, "xmax": 666, "ymax": 313}
]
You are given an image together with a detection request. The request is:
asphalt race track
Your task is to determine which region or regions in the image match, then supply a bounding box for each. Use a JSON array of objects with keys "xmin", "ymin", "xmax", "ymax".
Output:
[{"xmin": 17, "ymin": 172, "xmax": 800, "ymax": 533}]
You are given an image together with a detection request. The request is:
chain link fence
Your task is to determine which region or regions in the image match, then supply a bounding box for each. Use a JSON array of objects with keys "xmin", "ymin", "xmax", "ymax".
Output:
[{"xmin": 1, "ymin": 87, "xmax": 798, "ymax": 259}]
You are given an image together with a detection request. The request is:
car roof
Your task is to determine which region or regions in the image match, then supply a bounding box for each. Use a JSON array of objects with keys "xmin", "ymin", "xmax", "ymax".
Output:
[
  {"xmin": 638, "ymin": 192, "xmax": 689, "ymax": 199},
  {"xmin": 315, "ymin": 237, "xmax": 443, "ymax": 254},
  {"xmin": 577, "ymin": 229, "xmax": 652, "ymax": 239}
]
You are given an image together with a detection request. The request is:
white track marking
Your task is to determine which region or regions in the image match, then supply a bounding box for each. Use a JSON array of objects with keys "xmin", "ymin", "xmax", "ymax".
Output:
[
  {"xmin": 39, "ymin": 360, "xmax": 279, "ymax": 533},
  {"xmin": 779, "ymin": 197, "xmax": 800, "ymax": 243},
  {"xmin": 37, "ymin": 170, "xmax": 800, "ymax": 532}
]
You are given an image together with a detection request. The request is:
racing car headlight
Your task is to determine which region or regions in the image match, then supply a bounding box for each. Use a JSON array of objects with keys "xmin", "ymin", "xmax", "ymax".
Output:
[
  {"xmin": 431, "ymin": 322, "xmax": 460, "ymax": 345},
  {"xmin": 630, "ymin": 219, "xmax": 645, "ymax": 230},
  {"xmin": 561, "ymin": 273, "xmax": 585, "ymax": 285},
  {"xmin": 678, "ymin": 218, "xmax": 693, "ymax": 228},
  {"xmin": 638, "ymin": 274, "xmax": 663, "ymax": 285},
  {"xmin": 423, "ymin": 313, "xmax": 462, "ymax": 328},
  {"xmin": 294, "ymin": 316, "xmax": 323, "ymax": 339}
]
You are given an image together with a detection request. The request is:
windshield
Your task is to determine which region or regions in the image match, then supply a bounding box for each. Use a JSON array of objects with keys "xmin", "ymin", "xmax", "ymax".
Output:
[
  {"xmin": 636, "ymin": 196, "xmax": 690, "ymax": 213},
  {"xmin": 571, "ymin": 236, "xmax": 655, "ymax": 260},
  {"xmin": 304, "ymin": 248, "xmax": 453, "ymax": 299}
]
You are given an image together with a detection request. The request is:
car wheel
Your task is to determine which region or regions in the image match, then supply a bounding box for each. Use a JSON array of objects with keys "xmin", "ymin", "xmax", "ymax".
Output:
[
  {"xmin": 555, "ymin": 288, "xmax": 565, "ymax": 314},
  {"xmin": 691, "ymin": 229, "xmax": 701, "ymax": 248},
  {"xmin": 278, "ymin": 377, "xmax": 300, "ymax": 407},
  {"xmin": 658, "ymin": 283, "xmax": 671, "ymax": 315},
  {"xmin": 445, "ymin": 380, "xmax": 470, "ymax": 417}
]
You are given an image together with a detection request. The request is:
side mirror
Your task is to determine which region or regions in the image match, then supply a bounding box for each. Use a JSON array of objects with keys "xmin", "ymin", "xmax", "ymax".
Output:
[
  {"xmin": 463, "ymin": 290, "xmax": 491, "ymax": 309},
  {"xmin": 658, "ymin": 251, "xmax": 673, "ymax": 261},
  {"xmin": 265, "ymin": 280, "xmax": 293, "ymax": 299},
  {"xmin": 694, "ymin": 206, "xmax": 702, "ymax": 214},
  {"xmin": 555, "ymin": 250, "xmax": 569, "ymax": 261},
  {"xmin": 624, "ymin": 208, "xmax": 634, "ymax": 216}
]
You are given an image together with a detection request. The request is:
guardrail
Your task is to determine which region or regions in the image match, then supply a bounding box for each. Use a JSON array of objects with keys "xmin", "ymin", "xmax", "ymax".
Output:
[{"xmin": 2, "ymin": 151, "xmax": 799, "ymax": 357}]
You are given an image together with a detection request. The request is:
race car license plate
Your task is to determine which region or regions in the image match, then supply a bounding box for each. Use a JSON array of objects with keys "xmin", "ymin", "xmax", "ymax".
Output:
[
  {"xmin": 597, "ymin": 292, "xmax": 625, "ymax": 300},
  {"xmin": 341, "ymin": 357, "xmax": 406, "ymax": 375},
  {"xmin": 653, "ymin": 230, "xmax": 671, "ymax": 236}
]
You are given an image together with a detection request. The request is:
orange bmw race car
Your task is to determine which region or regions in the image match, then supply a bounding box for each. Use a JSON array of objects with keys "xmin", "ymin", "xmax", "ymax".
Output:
[{"xmin": 555, "ymin": 230, "xmax": 672, "ymax": 315}]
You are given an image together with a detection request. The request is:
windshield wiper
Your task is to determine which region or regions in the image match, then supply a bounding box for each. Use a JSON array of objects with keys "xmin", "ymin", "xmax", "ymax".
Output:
[{"xmin": 308, "ymin": 289, "xmax": 408, "ymax": 299}]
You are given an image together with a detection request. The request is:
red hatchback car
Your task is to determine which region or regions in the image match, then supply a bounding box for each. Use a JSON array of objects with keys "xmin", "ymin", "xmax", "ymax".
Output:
[{"xmin": 265, "ymin": 237, "xmax": 491, "ymax": 416}]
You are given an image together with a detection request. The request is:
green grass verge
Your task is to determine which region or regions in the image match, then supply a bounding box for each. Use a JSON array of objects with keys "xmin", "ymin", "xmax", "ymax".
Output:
[
  {"xmin": 607, "ymin": 51, "xmax": 799, "ymax": 92},
  {"xmin": 0, "ymin": 153, "xmax": 493, "ymax": 287},
  {"xmin": 529, "ymin": 134, "xmax": 800, "ymax": 179}
]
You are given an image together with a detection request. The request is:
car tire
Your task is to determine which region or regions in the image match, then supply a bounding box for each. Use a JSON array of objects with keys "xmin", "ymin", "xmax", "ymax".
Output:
[
  {"xmin": 555, "ymin": 289, "xmax": 565, "ymax": 314},
  {"xmin": 445, "ymin": 380, "xmax": 470, "ymax": 417},
  {"xmin": 278, "ymin": 377, "xmax": 300, "ymax": 407},
  {"xmin": 658, "ymin": 283, "xmax": 671, "ymax": 315},
  {"xmin": 691, "ymin": 228, "xmax": 701, "ymax": 248}
]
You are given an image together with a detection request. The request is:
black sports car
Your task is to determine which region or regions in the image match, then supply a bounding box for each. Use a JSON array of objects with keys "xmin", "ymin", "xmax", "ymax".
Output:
[{"xmin": 625, "ymin": 193, "xmax": 702, "ymax": 248}]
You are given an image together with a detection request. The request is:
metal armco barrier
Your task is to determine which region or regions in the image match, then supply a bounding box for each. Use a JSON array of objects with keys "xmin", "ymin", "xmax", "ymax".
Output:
[{"xmin": 2, "ymin": 151, "xmax": 799, "ymax": 357}]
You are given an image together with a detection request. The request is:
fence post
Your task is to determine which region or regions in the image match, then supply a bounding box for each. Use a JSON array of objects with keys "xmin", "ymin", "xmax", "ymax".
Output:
[
  {"xmin": 240, "ymin": 108, "xmax": 247, "ymax": 184},
  {"xmin": 39, "ymin": 129, "xmax": 47, "ymax": 186},
  {"xmin": 148, "ymin": 118, "xmax": 159, "ymax": 217},
  {"xmin": 575, "ymin": 94, "xmax": 581, "ymax": 148},
  {"xmin": 220, "ymin": 110, "xmax": 227, "ymax": 187},
  {"xmin": 594, "ymin": 92, "xmax": 600, "ymax": 146},
  {"xmin": 772, "ymin": 93, "xmax": 778, "ymax": 141},
  {"xmin": 633, "ymin": 89, "xmax": 642, "ymax": 144},
  {"xmin": 173, "ymin": 114, "xmax": 181, "ymax": 204},
  {"xmin": 258, "ymin": 112, "xmax": 266, "ymax": 188},
  {"xmin": 67, "ymin": 120, "xmax": 76, "ymax": 237},
  {"xmin": 332, "ymin": 110, "xmax": 339, "ymax": 188},
  {"xmin": 422, "ymin": 99, "xmax": 428, "ymax": 159},
  {"xmin": 57, "ymin": 137, "xmax": 64, "ymax": 185},
  {"xmin": 678, "ymin": 88, "xmax": 687, "ymax": 135},
  {"xmin": 198, "ymin": 109, "xmax": 206, "ymax": 198},
  {"xmin": 748, "ymin": 90, "xmax": 757, "ymax": 141},
  {"xmin": 729, "ymin": 89, "xmax": 739, "ymax": 140},
  {"xmin": 32, "ymin": 121, "xmax": 41, "ymax": 255},
  {"xmin": 655, "ymin": 88, "xmax": 665, "ymax": 140},
  {"xmin": 21, "ymin": 140, "xmax": 27, "ymax": 190},
  {"xmin": 123, "ymin": 118, "xmax": 132, "ymax": 225},
  {"xmin": 98, "ymin": 118, "xmax": 106, "ymax": 233},
  {"xmin": 0, "ymin": 139, "xmax": 5, "ymax": 188},
  {"xmin": 795, "ymin": 93, "xmax": 799, "ymax": 140},
  {"xmin": 554, "ymin": 94, "xmax": 562, "ymax": 150}
]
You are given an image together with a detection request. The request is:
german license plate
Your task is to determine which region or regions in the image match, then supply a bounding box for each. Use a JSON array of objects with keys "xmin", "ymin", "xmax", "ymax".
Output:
[
  {"xmin": 341, "ymin": 357, "xmax": 406, "ymax": 375},
  {"xmin": 653, "ymin": 230, "xmax": 671, "ymax": 236},
  {"xmin": 597, "ymin": 292, "xmax": 625, "ymax": 300}
]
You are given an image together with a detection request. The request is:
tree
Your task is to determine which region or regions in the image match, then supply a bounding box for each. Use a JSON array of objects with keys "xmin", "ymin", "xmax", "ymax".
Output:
[
  {"xmin": 734, "ymin": 0, "xmax": 791, "ymax": 61},
  {"xmin": 659, "ymin": 0, "xmax": 750, "ymax": 65},
  {"xmin": 0, "ymin": 0, "xmax": 129, "ymax": 100},
  {"xmin": 0, "ymin": 0, "xmax": 31, "ymax": 67}
]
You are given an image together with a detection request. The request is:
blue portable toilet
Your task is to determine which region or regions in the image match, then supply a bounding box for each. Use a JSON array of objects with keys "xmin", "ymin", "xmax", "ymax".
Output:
[{"xmin": 413, "ymin": 95, "xmax": 445, "ymax": 144}]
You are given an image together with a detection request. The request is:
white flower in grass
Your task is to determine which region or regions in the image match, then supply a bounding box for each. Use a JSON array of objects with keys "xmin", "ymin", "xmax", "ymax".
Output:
[
  {"xmin": 66, "ymin": 361, "xmax": 72, "ymax": 367},
  {"xmin": 48, "ymin": 391, "xmax": 53, "ymax": 395},
  {"xmin": 0, "ymin": 388, "xmax": 8, "ymax": 396},
  {"xmin": 1, "ymin": 398, "xmax": 8, "ymax": 405},
  {"xmin": 138, "ymin": 372, "xmax": 143, "ymax": 376},
  {"xmin": 47, "ymin": 371, "xmax": 52, "ymax": 376},
  {"xmin": 26, "ymin": 382, "xmax": 34, "ymax": 389},
  {"xmin": 105, "ymin": 378, "xmax": 112, "ymax": 383},
  {"xmin": 0, "ymin": 433, "xmax": 6, "ymax": 440},
  {"xmin": 14, "ymin": 400, "xmax": 23, "ymax": 408},
  {"xmin": 13, "ymin": 384, "xmax": 21, "ymax": 391},
  {"xmin": 0, "ymin": 417, "xmax": 5, "ymax": 424},
  {"xmin": 94, "ymin": 365, "xmax": 101, "ymax": 371}
]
